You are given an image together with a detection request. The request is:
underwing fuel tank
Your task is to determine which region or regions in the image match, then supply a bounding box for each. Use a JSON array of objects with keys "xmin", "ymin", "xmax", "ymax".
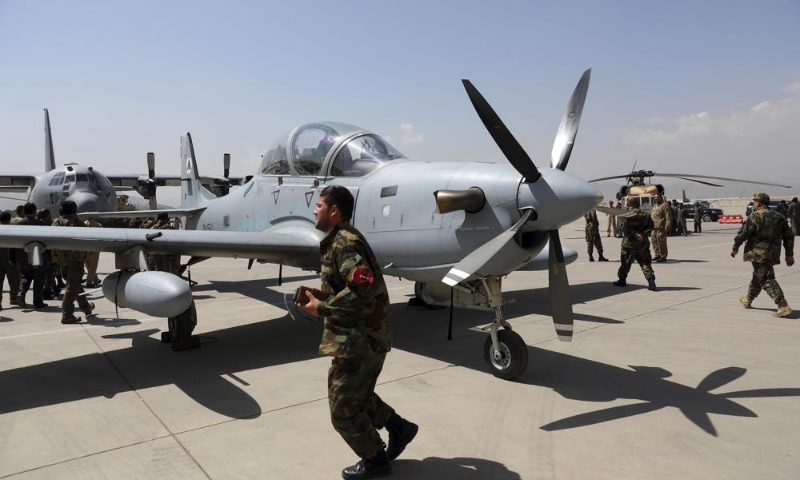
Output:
[{"xmin": 102, "ymin": 271, "xmax": 192, "ymax": 318}]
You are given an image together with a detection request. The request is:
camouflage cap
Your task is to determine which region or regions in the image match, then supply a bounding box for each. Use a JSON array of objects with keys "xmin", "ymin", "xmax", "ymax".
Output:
[{"xmin": 752, "ymin": 192, "xmax": 770, "ymax": 203}]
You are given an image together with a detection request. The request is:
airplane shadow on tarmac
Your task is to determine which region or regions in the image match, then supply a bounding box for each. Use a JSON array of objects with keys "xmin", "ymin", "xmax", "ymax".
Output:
[
  {"xmin": 392, "ymin": 457, "xmax": 521, "ymax": 480},
  {"xmin": 0, "ymin": 278, "xmax": 795, "ymax": 439}
]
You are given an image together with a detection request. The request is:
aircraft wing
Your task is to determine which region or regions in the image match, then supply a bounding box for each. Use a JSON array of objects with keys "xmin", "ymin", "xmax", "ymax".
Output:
[
  {"xmin": 78, "ymin": 206, "xmax": 207, "ymax": 219},
  {"xmin": 107, "ymin": 175, "xmax": 246, "ymax": 190},
  {"xmin": 0, "ymin": 174, "xmax": 37, "ymax": 193},
  {"xmin": 0, "ymin": 222, "xmax": 323, "ymax": 270}
]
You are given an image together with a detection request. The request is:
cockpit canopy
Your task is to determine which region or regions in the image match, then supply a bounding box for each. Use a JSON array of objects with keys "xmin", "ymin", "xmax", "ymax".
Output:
[{"xmin": 259, "ymin": 122, "xmax": 405, "ymax": 178}]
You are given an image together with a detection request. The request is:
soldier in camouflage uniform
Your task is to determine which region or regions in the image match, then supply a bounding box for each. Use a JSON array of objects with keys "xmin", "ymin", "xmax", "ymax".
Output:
[
  {"xmin": 787, "ymin": 197, "xmax": 799, "ymax": 236},
  {"xmin": 150, "ymin": 212, "xmax": 181, "ymax": 274},
  {"xmin": 678, "ymin": 203, "xmax": 689, "ymax": 236},
  {"xmin": 694, "ymin": 202, "xmax": 703, "ymax": 233},
  {"xmin": 614, "ymin": 197, "xmax": 658, "ymax": 291},
  {"xmin": 731, "ymin": 193, "xmax": 794, "ymax": 317},
  {"xmin": 139, "ymin": 217, "xmax": 156, "ymax": 229},
  {"xmin": 52, "ymin": 201, "xmax": 94, "ymax": 324},
  {"xmin": 584, "ymin": 210, "xmax": 608, "ymax": 262},
  {"xmin": 650, "ymin": 194, "xmax": 672, "ymax": 262},
  {"xmin": 297, "ymin": 185, "xmax": 417, "ymax": 479}
]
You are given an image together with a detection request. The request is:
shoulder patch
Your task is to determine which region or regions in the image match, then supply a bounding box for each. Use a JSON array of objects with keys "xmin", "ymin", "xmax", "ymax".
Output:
[{"xmin": 352, "ymin": 267, "xmax": 374, "ymax": 286}]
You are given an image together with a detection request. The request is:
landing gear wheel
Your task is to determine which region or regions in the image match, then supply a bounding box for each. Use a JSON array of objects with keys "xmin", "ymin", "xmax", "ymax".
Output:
[
  {"xmin": 163, "ymin": 301, "xmax": 199, "ymax": 351},
  {"xmin": 483, "ymin": 329, "xmax": 528, "ymax": 380}
]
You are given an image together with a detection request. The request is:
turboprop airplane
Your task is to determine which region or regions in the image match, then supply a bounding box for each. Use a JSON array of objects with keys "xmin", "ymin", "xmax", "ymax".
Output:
[
  {"xmin": 0, "ymin": 109, "xmax": 242, "ymax": 216},
  {"xmin": 0, "ymin": 70, "xmax": 602, "ymax": 380}
]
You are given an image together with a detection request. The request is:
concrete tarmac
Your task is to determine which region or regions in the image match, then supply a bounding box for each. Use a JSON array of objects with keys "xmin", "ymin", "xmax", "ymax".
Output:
[{"xmin": 1, "ymin": 220, "xmax": 798, "ymax": 479}]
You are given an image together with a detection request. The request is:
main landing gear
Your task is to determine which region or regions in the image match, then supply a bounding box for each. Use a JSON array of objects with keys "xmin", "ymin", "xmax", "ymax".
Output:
[{"xmin": 161, "ymin": 300, "xmax": 200, "ymax": 351}]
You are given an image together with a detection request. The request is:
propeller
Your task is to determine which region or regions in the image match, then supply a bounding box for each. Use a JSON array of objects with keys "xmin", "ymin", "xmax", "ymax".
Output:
[
  {"xmin": 551, "ymin": 69, "xmax": 591, "ymax": 171},
  {"xmin": 461, "ymin": 79, "xmax": 541, "ymax": 183},
  {"xmin": 442, "ymin": 71, "xmax": 594, "ymax": 341},
  {"xmin": 147, "ymin": 152, "xmax": 158, "ymax": 210},
  {"xmin": 442, "ymin": 209, "xmax": 535, "ymax": 287}
]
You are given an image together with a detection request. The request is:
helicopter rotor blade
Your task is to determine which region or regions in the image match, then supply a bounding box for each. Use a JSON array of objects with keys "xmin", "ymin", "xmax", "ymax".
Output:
[
  {"xmin": 462, "ymin": 80, "xmax": 541, "ymax": 183},
  {"xmin": 657, "ymin": 173, "xmax": 791, "ymax": 189},
  {"xmin": 551, "ymin": 69, "xmax": 591, "ymax": 171},
  {"xmin": 589, "ymin": 174, "xmax": 636, "ymax": 183}
]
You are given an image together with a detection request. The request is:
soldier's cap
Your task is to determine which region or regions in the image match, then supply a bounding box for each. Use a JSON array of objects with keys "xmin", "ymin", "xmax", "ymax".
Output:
[{"xmin": 752, "ymin": 192, "xmax": 770, "ymax": 203}]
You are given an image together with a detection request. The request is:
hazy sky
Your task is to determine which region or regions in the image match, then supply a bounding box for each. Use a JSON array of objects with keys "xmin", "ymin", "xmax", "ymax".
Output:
[{"xmin": 1, "ymin": 0, "xmax": 799, "ymax": 201}]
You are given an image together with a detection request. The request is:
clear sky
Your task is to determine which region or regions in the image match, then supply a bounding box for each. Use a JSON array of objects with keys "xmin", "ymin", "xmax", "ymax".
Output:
[{"xmin": 1, "ymin": 0, "xmax": 799, "ymax": 201}]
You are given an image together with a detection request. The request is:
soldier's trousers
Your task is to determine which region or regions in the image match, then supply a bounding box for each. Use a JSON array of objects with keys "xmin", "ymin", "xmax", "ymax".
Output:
[
  {"xmin": 61, "ymin": 261, "xmax": 91, "ymax": 315},
  {"xmin": 694, "ymin": 218, "xmax": 702, "ymax": 233},
  {"xmin": 618, "ymin": 245, "xmax": 654, "ymax": 281},
  {"xmin": 85, "ymin": 252, "xmax": 100, "ymax": 283},
  {"xmin": 0, "ymin": 260, "xmax": 19, "ymax": 304},
  {"xmin": 746, "ymin": 262, "xmax": 786, "ymax": 305},
  {"xmin": 585, "ymin": 230, "xmax": 603, "ymax": 256},
  {"xmin": 329, "ymin": 353, "xmax": 394, "ymax": 459},
  {"xmin": 19, "ymin": 265, "xmax": 46, "ymax": 306},
  {"xmin": 607, "ymin": 217, "xmax": 617, "ymax": 236},
  {"xmin": 680, "ymin": 219, "xmax": 688, "ymax": 235},
  {"xmin": 651, "ymin": 228, "xmax": 668, "ymax": 258}
]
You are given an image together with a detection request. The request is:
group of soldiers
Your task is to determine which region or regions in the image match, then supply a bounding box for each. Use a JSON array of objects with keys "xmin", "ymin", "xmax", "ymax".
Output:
[
  {"xmin": 0, "ymin": 201, "xmax": 97, "ymax": 323},
  {"xmin": 0, "ymin": 205, "xmax": 181, "ymax": 324},
  {"xmin": 585, "ymin": 193, "xmax": 797, "ymax": 317}
]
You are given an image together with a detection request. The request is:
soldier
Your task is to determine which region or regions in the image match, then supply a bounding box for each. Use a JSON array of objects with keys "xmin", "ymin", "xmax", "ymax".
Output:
[
  {"xmin": 614, "ymin": 197, "xmax": 657, "ymax": 290},
  {"xmin": 10, "ymin": 205, "xmax": 24, "ymax": 224},
  {"xmin": 15, "ymin": 203, "xmax": 48, "ymax": 308},
  {"xmin": 83, "ymin": 218, "xmax": 103, "ymax": 287},
  {"xmin": 606, "ymin": 200, "xmax": 618, "ymax": 237},
  {"xmin": 297, "ymin": 185, "xmax": 417, "ymax": 479},
  {"xmin": 731, "ymin": 193, "xmax": 794, "ymax": 317},
  {"xmin": 670, "ymin": 199, "xmax": 680, "ymax": 236},
  {"xmin": 615, "ymin": 201, "xmax": 624, "ymax": 237},
  {"xmin": 694, "ymin": 201, "xmax": 703, "ymax": 233},
  {"xmin": 0, "ymin": 211, "xmax": 20, "ymax": 309},
  {"xmin": 139, "ymin": 216, "xmax": 156, "ymax": 229},
  {"xmin": 650, "ymin": 194, "xmax": 672, "ymax": 262},
  {"xmin": 53, "ymin": 200, "xmax": 95, "ymax": 324},
  {"xmin": 787, "ymin": 197, "xmax": 800, "ymax": 236},
  {"xmin": 777, "ymin": 200, "xmax": 789, "ymax": 218},
  {"xmin": 678, "ymin": 203, "xmax": 689, "ymax": 236},
  {"xmin": 584, "ymin": 209, "xmax": 608, "ymax": 262},
  {"xmin": 36, "ymin": 209, "xmax": 59, "ymax": 300},
  {"xmin": 151, "ymin": 212, "xmax": 181, "ymax": 274}
]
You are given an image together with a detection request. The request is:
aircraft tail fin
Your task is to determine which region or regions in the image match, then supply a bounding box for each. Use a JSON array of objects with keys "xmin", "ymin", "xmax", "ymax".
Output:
[
  {"xmin": 682, "ymin": 189, "xmax": 689, "ymax": 203},
  {"xmin": 44, "ymin": 109, "xmax": 56, "ymax": 172},
  {"xmin": 181, "ymin": 133, "xmax": 217, "ymax": 208}
]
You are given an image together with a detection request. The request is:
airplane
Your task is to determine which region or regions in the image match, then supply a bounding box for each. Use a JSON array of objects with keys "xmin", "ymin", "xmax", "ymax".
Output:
[
  {"xmin": 0, "ymin": 109, "xmax": 243, "ymax": 217},
  {"xmin": 0, "ymin": 70, "xmax": 603, "ymax": 380},
  {"xmin": 589, "ymin": 169, "xmax": 790, "ymax": 212}
]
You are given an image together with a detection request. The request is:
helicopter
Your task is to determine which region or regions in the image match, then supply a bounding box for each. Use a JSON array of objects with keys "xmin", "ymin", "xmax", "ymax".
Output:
[{"xmin": 590, "ymin": 168, "xmax": 791, "ymax": 212}]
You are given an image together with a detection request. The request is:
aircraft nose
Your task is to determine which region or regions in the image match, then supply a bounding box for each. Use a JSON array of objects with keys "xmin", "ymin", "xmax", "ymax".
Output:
[
  {"xmin": 67, "ymin": 192, "xmax": 97, "ymax": 213},
  {"xmin": 517, "ymin": 169, "xmax": 604, "ymax": 229}
]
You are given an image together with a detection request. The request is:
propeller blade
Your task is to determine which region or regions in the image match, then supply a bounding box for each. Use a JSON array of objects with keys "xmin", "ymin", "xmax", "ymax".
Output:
[
  {"xmin": 462, "ymin": 80, "xmax": 541, "ymax": 183},
  {"xmin": 551, "ymin": 69, "xmax": 591, "ymax": 171},
  {"xmin": 147, "ymin": 152, "xmax": 158, "ymax": 210},
  {"xmin": 223, "ymin": 153, "xmax": 231, "ymax": 179},
  {"xmin": 548, "ymin": 230, "xmax": 573, "ymax": 342},
  {"xmin": 442, "ymin": 209, "xmax": 534, "ymax": 286},
  {"xmin": 657, "ymin": 173, "xmax": 791, "ymax": 189}
]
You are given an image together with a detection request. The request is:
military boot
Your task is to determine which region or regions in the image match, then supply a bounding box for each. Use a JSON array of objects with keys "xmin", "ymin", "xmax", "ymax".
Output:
[
  {"xmin": 61, "ymin": 312, "xmax": 81, "ymax": 325},
  {"xmin": 81, "ymin": 302, "xmax": 96, "ymax": 316},
  {"xmin": 739, "ymin": 297, "xmax": 752, "ymax": 309},
  {"xmin": 341, "ymin": 449, "xmax": 391, "ymax": 479},
  {"xmin": 598, "ymin": 254, "xmax": 609, "ymax": 262},
  {"xmin": 612, "ymin": 279, "xmax": 627, "ymax": 287},
  {"xmin": 589, "ymin": 255, "xmax": 595, "ymax": 262},
  {"xmin": 386, "ymin": 412, "xmax": 419, "ymax": 461},
  {"xmin": 647, "ymin": 277, "xmax": 657, "ymax": 291},
  {"xmin": 773, "ymin": 301, "xmax": 792, "ymax": 318}
]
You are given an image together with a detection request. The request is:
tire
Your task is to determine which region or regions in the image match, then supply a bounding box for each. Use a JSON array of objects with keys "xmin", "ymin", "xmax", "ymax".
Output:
[
  {"xmin": 168, "ymin": 301, "xmax": 197, "ymax": 343},
  {"xmin": 483, "ymin": 329, "xmax": 529, "ymax": 380},
  {"xmin": 702, "ymin": 214, "xmax": 711, "ymax": 222}
]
